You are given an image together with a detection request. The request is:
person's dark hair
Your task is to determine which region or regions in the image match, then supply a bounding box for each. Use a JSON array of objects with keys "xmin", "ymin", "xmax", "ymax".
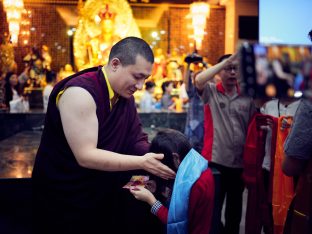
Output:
[
  {"xmin": 217, "ymin": 54, "xmax": 232, "ymax": 64},
  {"xmin": 4, "ymin": 72, "xmax": 15, "ymax": 83},
  {"xmin": 45, "ymin": 70, "xmax": 56, "ymax": 84},
  {"xmin": 161, "ymin": 81, "xmax": 172, "ymax": 93},
  {"xmin": 145, "ymin": 81, "xmax": 155, "ymax": 90},
  {"xmin": 108, "ymin": 37, "xmax": 154, "ymax": 66},
  {"xmin": 149, "ymin": 128, "xmax": 191, "ymax": 203},
  {"xmin": 309, "ymin": 30, "xmax": 312, "ymax": 42},
  {"xmin": 150, "ymin": 128, "xmax": 192, "ymax": 172}
]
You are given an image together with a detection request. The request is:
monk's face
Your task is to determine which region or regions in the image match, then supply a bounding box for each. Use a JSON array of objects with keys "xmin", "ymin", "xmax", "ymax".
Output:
[{"xmin": 113, "ymin": 55, "xmax": 153, "ymax": 98}]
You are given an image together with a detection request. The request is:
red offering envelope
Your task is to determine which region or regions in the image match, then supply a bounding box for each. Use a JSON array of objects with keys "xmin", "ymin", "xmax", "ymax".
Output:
[{"xmin": 122, "ymin": 175, "xmax": 149, "ymax": 189}]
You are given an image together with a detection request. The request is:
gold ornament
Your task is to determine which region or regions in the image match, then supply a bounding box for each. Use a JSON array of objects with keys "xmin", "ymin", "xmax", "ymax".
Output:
[{"xmin": 0, "ymin": 33, "xmax": 16, "ymax": 74}]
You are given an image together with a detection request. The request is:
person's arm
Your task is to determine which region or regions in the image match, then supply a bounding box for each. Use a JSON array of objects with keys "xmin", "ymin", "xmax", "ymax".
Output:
[
  {"xmin": 282, "ymin": 157, "xmax": 307, "ymax": 176},
  {"xmin": 152, "ymin": 202, "xmax": 168, "ymax": 224},
  {"xmin": 18, "ymin": 66, "xmax": 30, "ymax": 84},
  {"xmin": 282, "ymin": 100, "xmax": 312, "ymax": 177},
  {"xmin": 184, "ymin": 63, "xmax": 191, "ymax": 91},
  {"xmin": 168, "ymin": 100, "xmax": 176, "ymax": 111},
  {"xmin": 188, "ymin": 169, "xmax": 215, "ymax": 234},
  {"xmin": 249, "ymin": 99, "xmax": 257, "ymax": 119},
  {"xmin": 195, "ymin": 53, "xmax": 238, "ymax": 92},
  {"xmin": 272, "ymin": 60, "xmax": 293, "ymax": 84},
  {"xmin": 130, "ymin": 186, "xmax": 168, "ymax": 224},
  {"xmin": 58, "ymin": 87, "xmax": 175, "ymax": 179}
]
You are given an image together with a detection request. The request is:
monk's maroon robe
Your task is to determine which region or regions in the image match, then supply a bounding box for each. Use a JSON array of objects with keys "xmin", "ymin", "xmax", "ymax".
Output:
[{"xmin": 32, "ymin": 66, "xmax": 151, "ymax": 233}]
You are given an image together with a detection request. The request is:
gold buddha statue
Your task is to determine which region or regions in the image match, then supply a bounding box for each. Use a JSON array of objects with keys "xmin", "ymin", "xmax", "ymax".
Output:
[
  {"xmin": 74, "ymin": 0, "xmax": 141, "ymax": 70},
  {"xmin": 166, "ymin": 50, "xmax": 183, "ymax": 81},
  {"xmin": 152, "ymin": 48, "xmax": 166, "ymax": 81},
  {"xmin": 0, "ymin": 32, "xmax": 16, "ymax": 74},
  {"xmin": 86, "ymin": 4, "xmax": 120, "ymax": 66}
]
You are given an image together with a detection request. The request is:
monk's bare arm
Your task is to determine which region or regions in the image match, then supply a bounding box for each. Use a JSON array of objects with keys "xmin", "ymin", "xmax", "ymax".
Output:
[{"xmin": 58, "ymin": 87, "xmax": 175, "ymax": 179}]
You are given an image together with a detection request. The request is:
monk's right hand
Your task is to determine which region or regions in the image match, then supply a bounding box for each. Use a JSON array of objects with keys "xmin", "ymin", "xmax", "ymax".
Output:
[{"xmin": 141, "ymin": 153, "xmax": 176, "ymax": 180}]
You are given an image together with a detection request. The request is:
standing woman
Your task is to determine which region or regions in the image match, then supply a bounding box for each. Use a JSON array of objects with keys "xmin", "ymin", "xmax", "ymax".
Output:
[{"xmin": 4, "ymin": 72, "xmax": 21, "ymax": 109}]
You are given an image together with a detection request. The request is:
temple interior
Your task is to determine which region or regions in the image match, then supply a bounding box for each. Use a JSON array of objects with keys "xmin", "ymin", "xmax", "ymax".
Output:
[{"xmin": 1, "ymin": 0, "xmax": 311, "ymax": 234}]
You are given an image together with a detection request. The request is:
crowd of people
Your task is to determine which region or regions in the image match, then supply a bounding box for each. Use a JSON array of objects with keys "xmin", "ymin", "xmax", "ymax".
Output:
[
  {"xmin": 1, "ymin": 30, "xmax": 311, "ymax": 234},
  {"xmin": 0, "ymin": 45, "xmax": 57, "ymax": 112}
]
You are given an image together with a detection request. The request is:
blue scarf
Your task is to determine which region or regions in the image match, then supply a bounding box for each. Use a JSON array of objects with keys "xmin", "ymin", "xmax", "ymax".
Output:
[{"xmin": 167, "ymin": 148, "xmax": 208, "ymax": 234}]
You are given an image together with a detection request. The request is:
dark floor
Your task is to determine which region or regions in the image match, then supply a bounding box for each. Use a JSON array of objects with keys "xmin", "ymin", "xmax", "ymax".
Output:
[
  {"xmin": 0, "ymin": 128, "xmax": 161, "ymax": 234},
  {"xmin": 0, "ymin": 131, "xmax": 41, "ymax": 179},
  {"xmin": 0, "ymin": 131, "xmax": 41, "ymax": 234}
]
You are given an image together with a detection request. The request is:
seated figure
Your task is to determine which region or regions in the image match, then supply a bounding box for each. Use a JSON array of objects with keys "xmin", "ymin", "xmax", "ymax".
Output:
[
  {"xmin": 87, "ymin": 4, "xmax": 120, "ymax": 66},
  {"xmin": 166, "ymin": 50, "xmax": 183, "ymax": 81}
]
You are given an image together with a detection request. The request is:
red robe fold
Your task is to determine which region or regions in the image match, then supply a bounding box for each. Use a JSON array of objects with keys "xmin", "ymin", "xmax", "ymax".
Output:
[{"xmin": 243, "ymin": 113, "xmax": 278, "ymax": 234}]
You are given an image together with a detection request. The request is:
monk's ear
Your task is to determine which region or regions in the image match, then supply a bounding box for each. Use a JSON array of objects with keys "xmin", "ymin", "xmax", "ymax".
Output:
[
  {"xmin": 110, "ymin": 58, "xmax": 121, "ymax": 71},
  {"xmin": 172, "ymin": 152, "xmax": 181, "ymax": 169}
]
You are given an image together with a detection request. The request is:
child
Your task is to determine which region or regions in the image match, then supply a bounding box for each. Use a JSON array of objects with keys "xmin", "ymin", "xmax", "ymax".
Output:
[
  {"xmin": 161, "ymin": 81, "xmax": 175, "ymax": 110},
  {"xmin": 139, "ymin": 81, "xmax": 156, "ymax": 112},
  {"xmin": 130, "ymin": 128, "xmax": 215, "ymax": 234}
]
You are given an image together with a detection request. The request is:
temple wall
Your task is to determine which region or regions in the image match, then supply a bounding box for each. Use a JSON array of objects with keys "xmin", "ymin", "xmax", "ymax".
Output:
[{"xmin": 1, "ymin": 2, "xmax": 225, "ymax": 74}]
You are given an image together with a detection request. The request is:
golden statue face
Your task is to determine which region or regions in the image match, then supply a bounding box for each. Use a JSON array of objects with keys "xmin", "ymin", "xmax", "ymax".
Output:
[
  {"xmin": 64, "ymin": 64, "xmax": 73, "ymax": 72},
  {"xmin": 102, "ymin": 19, "xmax": 114, "ymax": 33}
]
